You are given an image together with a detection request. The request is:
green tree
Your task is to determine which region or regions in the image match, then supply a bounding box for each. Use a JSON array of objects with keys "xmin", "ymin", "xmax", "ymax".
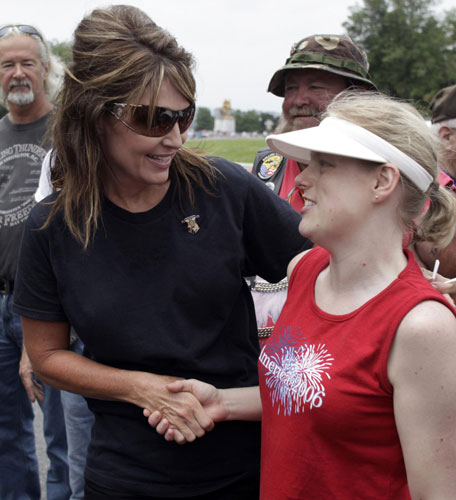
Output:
[
  {"xmin": 233, "ymin": 110, "xmax": 261, "ymax": 133},
  {"xmin": 50, "ymin": 40, "xmax": 73, "ymax": 65},
  {"xmin": 195, "ymin": 107, "xmax": 214, "ymax": 131},
  {"xmin": 344, "ymin": 0, "xmax": 456, "ymax": 105}
]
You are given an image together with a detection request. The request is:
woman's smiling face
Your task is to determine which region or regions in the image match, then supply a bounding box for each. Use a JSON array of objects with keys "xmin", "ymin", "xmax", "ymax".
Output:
[
  {"xmin": 100, "ymin": 79, "xmax": 190, "ymax": 194},
  {"xmin": 294, "ymin": 151, "xmax": 380, "ymax": 246}
]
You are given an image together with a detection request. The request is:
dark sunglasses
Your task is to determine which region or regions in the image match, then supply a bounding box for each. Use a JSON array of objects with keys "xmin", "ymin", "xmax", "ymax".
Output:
[
  {"xmin": 109, "ymin": 102, "xmax": 195, "ymax": 137},
  {"xmin": 0, "ymin": 25, "xmax": 43, "ymax": 42}
]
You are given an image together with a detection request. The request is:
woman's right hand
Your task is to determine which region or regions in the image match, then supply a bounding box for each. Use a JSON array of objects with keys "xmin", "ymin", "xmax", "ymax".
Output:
[
  {"xmin": 421, "ymin": 268, "xmax": 456, "ymax": 305},
  {"xmin": 432, "ymin": 280, "xmax": 456, "ymax": 302},
  {"xmin": 143, "ymin": 378, "xmax": 227, "ymax": 444},
  {"xmin": 134, "ymin": 373, "xmax": 215, "ymax": 444},
  {"xmin": 20, "ymin": 317, "xmax": 215, "ymax": 443}
]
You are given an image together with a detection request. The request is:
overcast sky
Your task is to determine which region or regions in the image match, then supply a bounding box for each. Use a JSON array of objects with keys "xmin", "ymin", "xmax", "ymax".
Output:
[{"xmin": 3, "ymin": 0, "xmax": 454, "ymax": 113}]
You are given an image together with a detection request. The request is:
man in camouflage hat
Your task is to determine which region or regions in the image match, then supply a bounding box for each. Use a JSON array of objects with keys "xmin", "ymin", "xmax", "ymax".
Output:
[
  {"xmin": 249, "ymin": 34, "xmax": 375, "ymax": 342},
  {"xmin": 252, "ymin": 34, "xmax": 375, "ymax": 206}
]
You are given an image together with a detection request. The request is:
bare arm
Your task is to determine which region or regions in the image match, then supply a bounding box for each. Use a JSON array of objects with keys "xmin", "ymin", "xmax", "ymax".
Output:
[
  {"xmin": 145, "ymin": 379, "xmax": 262, "ymax": 444},
  {"xmin": 22, "ymin": 317, "xmax": 214, "ymax": 442},
  {"xmin": 388, "ymin": 301, "xmax": 456, "ymax": 499},
  {"xmin": 166, "ymin": 380, "xmax": 262, "ymax": 421}
]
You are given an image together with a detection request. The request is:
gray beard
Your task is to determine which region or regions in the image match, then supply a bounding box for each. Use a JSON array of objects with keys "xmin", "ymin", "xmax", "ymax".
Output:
[
  {"xmin": 7, "ymin": 89, "xmax": 35, "ymax": 106},
  {"xmin": 276, "ymin": 115, "xmax": 294, "ymax": 134},
  {"xmin": 276, "ymin": 113, "xmax": 322, "ymax": 134}
]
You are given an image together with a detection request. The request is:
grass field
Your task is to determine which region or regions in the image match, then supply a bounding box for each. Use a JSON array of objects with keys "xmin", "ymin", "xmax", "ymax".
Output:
[{"xmin": 186, "ymin": 137, "xmax": 267, "ymax": 164}]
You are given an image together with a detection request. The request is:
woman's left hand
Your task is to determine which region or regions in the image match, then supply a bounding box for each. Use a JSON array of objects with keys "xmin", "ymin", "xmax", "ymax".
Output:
[{"xmin": 19, "ymin": 346, "xmax": 44, "ymax": 403}]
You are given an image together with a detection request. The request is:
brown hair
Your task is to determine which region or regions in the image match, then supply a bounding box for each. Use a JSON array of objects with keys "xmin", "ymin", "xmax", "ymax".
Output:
[{"xmin": 48, "ymin": 5, "xmax": 215, "ymax": 248}]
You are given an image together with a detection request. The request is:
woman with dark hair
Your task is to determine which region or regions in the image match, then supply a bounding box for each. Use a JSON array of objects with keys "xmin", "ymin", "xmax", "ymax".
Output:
[{"xmin": 13, "ymin": 5, "xmax": 311, "ymax": 499}]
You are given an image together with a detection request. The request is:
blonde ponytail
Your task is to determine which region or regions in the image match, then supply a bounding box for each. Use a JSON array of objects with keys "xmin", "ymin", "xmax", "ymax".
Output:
[{"xmin": 416, "ymin": 184, "xmax": 456, "ymax": 248}]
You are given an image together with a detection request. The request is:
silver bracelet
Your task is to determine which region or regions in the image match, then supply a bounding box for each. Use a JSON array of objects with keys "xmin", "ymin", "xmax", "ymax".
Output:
[
  {"xmin": 258, "ymin": 326, "xmax": 274, "ymax": 338},
  {"xmin": 251, "ymin": 280, "xmax": 288, "ymax": 293}
]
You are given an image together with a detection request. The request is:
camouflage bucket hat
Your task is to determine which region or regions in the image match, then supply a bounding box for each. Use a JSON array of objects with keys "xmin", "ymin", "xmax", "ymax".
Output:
[
  {"xmin": 429, "ymin": 84, "xmax": 456, "ymax": 124},
  {"xmin": 268, "ymin": 34, "xmax": 376, "ymax": 97}
]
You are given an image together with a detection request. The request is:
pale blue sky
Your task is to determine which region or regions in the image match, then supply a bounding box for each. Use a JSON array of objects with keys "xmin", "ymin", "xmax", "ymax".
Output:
[{"xmin": 3, "ymin": 0, "xmax": 454, "ymax": 113}]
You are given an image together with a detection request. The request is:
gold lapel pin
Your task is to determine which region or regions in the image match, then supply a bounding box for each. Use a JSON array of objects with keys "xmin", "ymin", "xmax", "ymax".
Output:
[{"xmin": 181, "ymin": 215, "xmax": 200, "ymax": 234}]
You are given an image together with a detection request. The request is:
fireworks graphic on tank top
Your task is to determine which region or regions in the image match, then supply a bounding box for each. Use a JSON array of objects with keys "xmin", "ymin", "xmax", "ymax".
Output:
[{"xmin": 259, "ymin": 325, "xmax": 334, "ymax": 416}]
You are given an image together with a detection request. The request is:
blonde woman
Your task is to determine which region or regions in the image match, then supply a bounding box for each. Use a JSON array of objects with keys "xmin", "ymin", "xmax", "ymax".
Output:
[{"xmin": 149, "ymin": 92, "xmax": 456, "ymax": 500}]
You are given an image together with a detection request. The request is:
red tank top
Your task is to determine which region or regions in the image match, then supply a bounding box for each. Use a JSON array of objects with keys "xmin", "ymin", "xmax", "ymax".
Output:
[
  {"xmin": 278, "ymin": 159, "xmax": 304, "ymax": 212},
  {"xmin": 258, "ymin": 247, "xmax": 454, "ymax": 500}
]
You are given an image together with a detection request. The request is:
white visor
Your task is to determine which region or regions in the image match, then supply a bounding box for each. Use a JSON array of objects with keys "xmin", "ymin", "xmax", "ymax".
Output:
[{"xmin": 266, "ymin": 117, "xmax": 433, "ymax": 192}]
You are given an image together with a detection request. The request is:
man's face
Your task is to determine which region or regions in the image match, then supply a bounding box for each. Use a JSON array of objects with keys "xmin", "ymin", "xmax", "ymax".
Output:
[
  {"xmin": 438, "ymin": 125, "xmax": 456, "ymax": 177},
  {"xmin": 281, "ymin": 69, "xmax": 348, "ymax": 132},
  {"xmin": 444, "ymin": 128, "xmax": 456, "ymax": 177},
  {"xmin": 0, "ymin": 34, "xmax": 48, "ymax": 107}
]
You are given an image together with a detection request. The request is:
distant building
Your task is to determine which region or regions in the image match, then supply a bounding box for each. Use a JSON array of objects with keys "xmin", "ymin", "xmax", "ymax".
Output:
[{"xmin": 213, "ymin": 99, "xmax": 236, "ymax": 134}]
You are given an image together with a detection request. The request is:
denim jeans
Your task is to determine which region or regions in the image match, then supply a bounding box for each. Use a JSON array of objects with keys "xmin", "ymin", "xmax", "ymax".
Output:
[
  {"xmin": 0, "ymin": 292, "xmax": 71, "ymax": 500},
  {"xmin": 61, "ymin": 338, "xmax": 94, "ymax": 500}
]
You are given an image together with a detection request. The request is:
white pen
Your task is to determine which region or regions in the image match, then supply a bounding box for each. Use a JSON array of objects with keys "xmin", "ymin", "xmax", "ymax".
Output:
[
  {"xmin": 444, "ymin": 277, "xmax": 456, "ymax": 284},
  {"xmin": 432, "ymin": 259, "xmax": 440, "ymax": 280}
]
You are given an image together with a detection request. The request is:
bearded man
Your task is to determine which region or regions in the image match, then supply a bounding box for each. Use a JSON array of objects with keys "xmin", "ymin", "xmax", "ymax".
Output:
[
  {"xmin": 252, "ymin": 34, "xmax": 375, "ymax": 209},
  {"xmin": 249, "ymin": 35, "xmax": 375, "ymax": 339},
  {"xmin": 0, "ymin": 24, "xmax": 71, "ymax": 500}
]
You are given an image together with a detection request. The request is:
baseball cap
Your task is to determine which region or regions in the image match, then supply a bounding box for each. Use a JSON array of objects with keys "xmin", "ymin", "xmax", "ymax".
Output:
[
  {"xmin": 268, "ymin": 34, "xmax": 376, "ymax": 97},
  {"xmin": 429, "ymin": 84, "xmax": 456, "ymax": 124}
]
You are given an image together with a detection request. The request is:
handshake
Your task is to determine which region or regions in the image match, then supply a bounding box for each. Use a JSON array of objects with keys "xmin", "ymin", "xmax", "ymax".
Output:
[{"xmin": 142, "ymin": 379, "xmax": 261, "ymax": 444}]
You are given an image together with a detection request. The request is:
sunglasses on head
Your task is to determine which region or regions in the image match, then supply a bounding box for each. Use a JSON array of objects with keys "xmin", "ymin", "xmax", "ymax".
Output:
[
  {"xmin": 109, "ymin": 102, "xmax": 195, "ymax": 137},
  {"xmin": 0, "ymin": 24, "xmax": 43, "ymax": 42}
]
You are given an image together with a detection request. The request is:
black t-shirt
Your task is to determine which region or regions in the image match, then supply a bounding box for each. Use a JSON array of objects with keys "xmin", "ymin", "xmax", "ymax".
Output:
[
  {"xmin": 0, "ymin": 114, "xmax": 49, "ymax": 281},
  {"xmin": 14, "ymin": 157, "xmax": 311, "ymax": 496}
]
